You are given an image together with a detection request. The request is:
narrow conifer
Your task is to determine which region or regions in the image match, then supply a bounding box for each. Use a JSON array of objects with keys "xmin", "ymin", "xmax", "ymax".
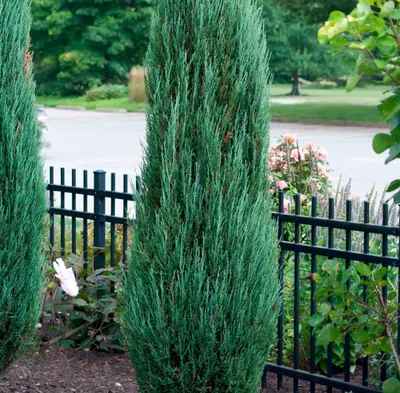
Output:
[
  {"xmin": 123, "ymin": 0, "xmax": 279, "ymax": 391},
  {"xmin": 0, "ymin": 0, "xmax": 47, "ymax": 370}
]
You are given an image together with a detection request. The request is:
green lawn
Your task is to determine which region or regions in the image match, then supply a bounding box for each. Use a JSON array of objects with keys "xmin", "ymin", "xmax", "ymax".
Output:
[
  {"xmin": 37, "ymin": 85, "xmax": 386, "ymax": 124},
  {"xmin": 270, "ymin": 103, "xmax": 383, "ymax": 124},
  {"xmin": 36, "ymin": 96, "xmax": 146, "ymax": 112},
  {"xmin": 271, "ymin": 84, "xmax": 388, "ymax": 106}
]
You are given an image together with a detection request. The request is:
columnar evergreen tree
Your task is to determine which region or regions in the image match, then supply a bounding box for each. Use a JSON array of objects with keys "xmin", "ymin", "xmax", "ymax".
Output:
[
  {"xmin": 0, "ymin": 0, "xmax": 47, "ymax": 370},
  {"xmin": 123, "ymin": 0, "xmax": 279, "ymax": 391}
]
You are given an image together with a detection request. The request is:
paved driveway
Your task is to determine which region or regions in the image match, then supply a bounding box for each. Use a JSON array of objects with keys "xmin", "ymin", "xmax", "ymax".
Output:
[{"xmin": 43, "ymin": 109, "xmax": 394, "ymax": 204}]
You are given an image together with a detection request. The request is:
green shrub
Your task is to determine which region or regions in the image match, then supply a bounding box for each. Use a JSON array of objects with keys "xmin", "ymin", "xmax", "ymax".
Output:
[
  {"xmin": 30, "ymin": 1, "xmax": 153, "ymax": 96},
  {"xmin": 41, "ymin": 220, "xmax": 128, "ymax": 351},
  {"xmin": 0, "ymin": 0, "xmax": 47, "ymax": 370},
  {"xmin": 40, "ymin": 255, "xmax": 123, "ymax": 351},
  {"xmin": 57, "ymin": 51, "xmax": 105, "ymax": 95},
  {"xmin": 122, "ymin": 0, "xmax": 279, "ymax": 391},
  {"xmin": 269, "ymin": 134, "xmax": 332, "ymax": 212},
  {"xmin": 85, "ymin": 84, "xmax": 128, "ymax": 102}
]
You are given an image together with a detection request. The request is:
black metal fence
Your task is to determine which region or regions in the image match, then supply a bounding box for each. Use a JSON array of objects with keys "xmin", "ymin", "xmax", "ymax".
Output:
[
  {"xmin": 47, "ymin": 167, "xmax": 136, "ymax": 270},
  {"xmin": 263, "ymin": 193, "xmax": 400, "ymax": 393},
  {"xmin": 47, "ymin": 168, "xmax": 399, "ymax": 393}
]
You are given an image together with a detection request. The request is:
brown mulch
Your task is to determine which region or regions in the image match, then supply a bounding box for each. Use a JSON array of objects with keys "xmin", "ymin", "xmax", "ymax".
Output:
[
  {"xmin": 0, "ymin": 348, "xmax": 376, "ymax": 393},
  {"xmin": 0, "ymin": 349, "xmax": 138, "ymax": 393}
]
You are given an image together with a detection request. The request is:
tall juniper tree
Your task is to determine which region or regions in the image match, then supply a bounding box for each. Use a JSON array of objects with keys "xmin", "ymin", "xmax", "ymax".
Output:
[
  {"xmin": 123, "ymin": 0, "xmax": 279, "ymax": 391},
  {"xmin": 0, "ymin": 0, "xmax": 47, "ymax": 370}
]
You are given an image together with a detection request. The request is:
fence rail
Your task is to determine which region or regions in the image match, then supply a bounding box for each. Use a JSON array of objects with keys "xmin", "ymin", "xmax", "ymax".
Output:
[
  {"xmin": 47, "ymin": 167, "xmax": 135, "ymax": 270},
  {"xmin": 263, "ymin": 193, "xmax": 400, "ymax": 393},
  {"xmin": 46, "ymin": 168, "xmax": 399, "ymax": 393}
]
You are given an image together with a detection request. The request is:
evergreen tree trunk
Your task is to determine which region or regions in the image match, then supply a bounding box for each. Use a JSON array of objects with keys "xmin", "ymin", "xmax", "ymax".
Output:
[
  {"xmin": 289, "ymin": 70, "xmax": 301, "ymax": 96},
  {"xmin": 123, "ymin": 0, "xmax": 280, "ymax": 391},
  {"xmin": 0, "ymin": 0, "xmax": 47, "ymax": 371}
]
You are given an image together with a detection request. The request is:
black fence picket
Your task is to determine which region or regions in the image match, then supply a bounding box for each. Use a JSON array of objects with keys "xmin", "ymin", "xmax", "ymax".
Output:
[
  {"xmin": 46, "ymin": 169, "xmax": 399, "ymax": 393},
  {"xmin": 262, "ymin": 192, "xmax": 400, "ymax": 393},
  {"xmin": 46, "ymin": 167, "xmax": 135, "ymax": 271}
]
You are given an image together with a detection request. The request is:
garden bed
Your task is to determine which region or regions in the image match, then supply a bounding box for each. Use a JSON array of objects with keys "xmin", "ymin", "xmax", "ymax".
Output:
[
  {"xmin": 0, "ymin": 349, "xmax": 138, "ymax": 393},
  {"xmin": 0, "ymin": 347, "xmax": 371, "ymax": 393}
]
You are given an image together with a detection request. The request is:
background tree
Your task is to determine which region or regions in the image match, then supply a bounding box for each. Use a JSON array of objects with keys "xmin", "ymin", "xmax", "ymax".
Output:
[
  {"xmin": 274, "ymin": 0, "xmax": 358, "ymax": 24},
  {"xmin": 260, "ymin": 0, "xmax": 344, "ymax": 95},
  {"xmin": 318, "ymin": 2, "xmax": 400, "ymax": 389},
  {"xmin": 318, "ymin": 0, "xmax": 400, "ymax": 201},
  {"xmin": 0, "ymin": 0, "xmax": 47, "ymax": 370},
  {"xmin": 122, "ymin": 0, "xmax": 279, "ymax": 391},
  {"xmin": 31, "ymin": 0, "xmax": 154, "ymax": 95}
]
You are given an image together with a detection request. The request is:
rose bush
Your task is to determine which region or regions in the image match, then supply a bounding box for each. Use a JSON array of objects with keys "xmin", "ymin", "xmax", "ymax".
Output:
[
  {"xmin": 268, "ymin": 134, "xmax": 399, "ymax": 376},
  {"xmin": 268, "ymin": 134, "xmax": 332, "ymax": 213}
]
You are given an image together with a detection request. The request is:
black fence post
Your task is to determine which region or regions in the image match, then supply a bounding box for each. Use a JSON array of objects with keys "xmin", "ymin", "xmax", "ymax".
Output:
[{"xmin": 93, "ymin": 170, "xmax": 106, "ymax": 271}]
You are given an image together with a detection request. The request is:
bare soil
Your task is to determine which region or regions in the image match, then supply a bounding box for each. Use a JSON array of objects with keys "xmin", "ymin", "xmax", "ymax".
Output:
[
  {"xmin": 0, "ymin": 349, "xmax": 138, "ymax": 393},
  {"xmin": 0, "ymin": 348, "xmax": 375, "ymax": 393}
]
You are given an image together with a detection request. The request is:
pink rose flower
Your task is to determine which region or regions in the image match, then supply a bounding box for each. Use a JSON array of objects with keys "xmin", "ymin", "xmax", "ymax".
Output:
[
  {"xmin": 282, "ymin": 134, "xmax": 297, "ymax": 144},
  {"xmin": 291, "ymin": 148, "xmax": 304, "ymax": 161},
  {"xmin": 270, "ymin": 144, "xmax": 280, "ymax": 152},
  {"xmin": 304, "ymin": 143, "xmax": 317, "ymax": 151},
  {"xmin": 300, "ymin": 194, "xmax": 307, "ymax": 203},
  {"xmin": 276, "ymin": 180, "xmax": 288, "ymax": 190},
  {"xmin": 318, "ymin": 147, "xmax": 328, "ymax": 162},
  {"xmin": 317, "ymin": 163, "xmax": 329, "ymax": 179}
]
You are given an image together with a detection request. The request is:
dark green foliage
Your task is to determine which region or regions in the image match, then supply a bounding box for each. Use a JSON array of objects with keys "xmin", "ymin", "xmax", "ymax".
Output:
[
  {"xmin": 0, "ymin": 0, "xmax": 47, "ymax": 371},
  {"xmin": 260, "ymin": 0, "xmax": 347, "ymax": 94},
  {"xmin": 31, "ymin": 0, "xmax": 154, "ymax": 95},
  {"xmin": 274, "ymin": 0, "xmax": 357, "ymax": 24},
  {"xmin": 123, "ymin": 0, "xmax": 279, "ymax": 391}
]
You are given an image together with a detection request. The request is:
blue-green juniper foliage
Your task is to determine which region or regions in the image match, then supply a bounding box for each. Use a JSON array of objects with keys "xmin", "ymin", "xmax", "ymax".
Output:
[
  {"xmin": 0, "ymin": 0, "xmax": 47, "ymax": 370},
  {"xmin": 123, "ymin": 0, "xmax": 279, "ymax": 391}
]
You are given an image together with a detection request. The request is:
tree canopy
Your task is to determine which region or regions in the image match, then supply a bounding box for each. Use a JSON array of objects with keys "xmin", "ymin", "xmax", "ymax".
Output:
[
  {"xmin": 260, "ymin": 0, "xmax": 345, "ymax": 94},
  {"xmin": 274, "ymin": 0, "xmax": 358, "ymax": 24},
  {"xmin": 318, "ymin": 0, "xmax": 400, "ymax": 205},
  {"xmin": 31, "ymin": 0, "xmax": 154, "ymax": 95},
  {"xmin": 30, "ymin": 0, "xmax": 352, "ymax": 96}
]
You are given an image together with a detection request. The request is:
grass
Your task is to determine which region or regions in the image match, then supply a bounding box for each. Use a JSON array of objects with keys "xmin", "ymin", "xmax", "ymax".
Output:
[
  {"xmin": 271, "ymin": 84, "xmax": 388, "ymax": 106},
  {"xmin": 270, "ymin": 103, "xmax": 383, "ymax": 124},
  {"xmin": 37, "ymin": 84, "xmax": 386, "ymax": 124},
  {"xmin": 36, "ymin": 96, "xmax": 146, "ymax": 112}
]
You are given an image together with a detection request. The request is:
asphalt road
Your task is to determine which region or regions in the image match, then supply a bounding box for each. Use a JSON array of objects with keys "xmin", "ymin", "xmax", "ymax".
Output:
[{"xmin": 43, "ymin": 108, "xmax": 394, "ymax": 212}]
